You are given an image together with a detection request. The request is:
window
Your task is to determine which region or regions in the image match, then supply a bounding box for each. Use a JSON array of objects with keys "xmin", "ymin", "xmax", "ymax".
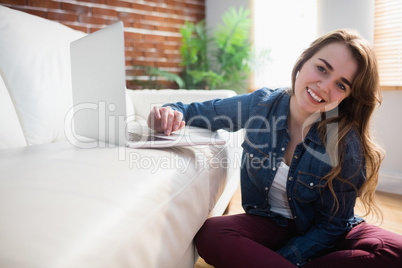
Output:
[
  {"xmin": 375, "ymin": 0, "xmax": 402, "ymax": 90},
  {"xmin": 252, "ymin": 0, "xmax": 316, "ymax": 89}
]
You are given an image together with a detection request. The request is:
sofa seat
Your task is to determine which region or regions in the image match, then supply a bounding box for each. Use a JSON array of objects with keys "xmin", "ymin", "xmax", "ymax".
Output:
[{"xmin": 0, "ymin": 137, "xmax": 231, "ymax": 268}]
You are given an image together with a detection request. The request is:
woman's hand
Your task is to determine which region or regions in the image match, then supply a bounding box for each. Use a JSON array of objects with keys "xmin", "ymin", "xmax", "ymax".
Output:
[{"xmin": 147, "ymin": 106, "xmax": 186, "ymax": 136}]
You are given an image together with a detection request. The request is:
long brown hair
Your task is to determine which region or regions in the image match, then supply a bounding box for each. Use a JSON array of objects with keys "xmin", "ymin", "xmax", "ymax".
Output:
[{"xmin": 291, "ymin": 29, "xmax": 384, "ymax": 218}]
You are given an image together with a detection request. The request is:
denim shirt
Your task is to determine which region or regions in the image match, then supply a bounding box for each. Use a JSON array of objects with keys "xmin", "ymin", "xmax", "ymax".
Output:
[{"xmin": 168, "ymin": 88, "xmax": 365, "ymax": 266}]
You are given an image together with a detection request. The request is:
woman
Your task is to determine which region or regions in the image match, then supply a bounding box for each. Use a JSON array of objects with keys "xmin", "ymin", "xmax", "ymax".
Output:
[{"xmin": 148, "ymin": 29, "xmax": 402, "ymax": 267}]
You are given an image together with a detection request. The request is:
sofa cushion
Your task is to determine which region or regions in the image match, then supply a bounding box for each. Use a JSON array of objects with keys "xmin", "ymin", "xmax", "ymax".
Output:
[
  {"xmin": 0, "ymin": 6, "xmax": 85, "ymax": 145},
  {"xmin": 0, "ymin": 74, "xmax": 26, "ymax": 149}
]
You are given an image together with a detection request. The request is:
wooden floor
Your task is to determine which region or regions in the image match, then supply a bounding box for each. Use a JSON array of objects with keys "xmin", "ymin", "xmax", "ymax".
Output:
[{"xmin": 194, "ymin": 187, "xmax": 402, "ymax": 268}]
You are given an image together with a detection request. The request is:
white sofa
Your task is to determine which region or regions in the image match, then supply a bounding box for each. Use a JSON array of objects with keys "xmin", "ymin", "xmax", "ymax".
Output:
[{"xmin": 0, "ymin": 6, "xmax": 242, "ymax": 268}]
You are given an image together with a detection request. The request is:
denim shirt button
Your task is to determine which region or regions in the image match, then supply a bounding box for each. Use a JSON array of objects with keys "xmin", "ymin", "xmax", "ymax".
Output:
[
  {"xmin": 281, "ymin": 147, "xmax": 285, "ymax": 151},
  {"xmin": 265, "ymin": 186, "xmax": 269, "ymax": 191},
  {"xmin": 294, "ymin": 155, "xmax": 298, "ymax": 159},
  {"xmin": 254, "ymin": 205, "xmax": 257, "ymax": 208},
  {"xmin": 249, "ymin": 153, "xmax": 254, "ymax": 158},
  {"xmin": 288, "ymin": 176, "xmax": 293, "ymax": 181},
  {"xmin": 272, "ymin": 167, "xmax": 276, "ymax": 171},
  {"xmin": 310, "ymin": 182, "xmax": 314, "ymax": 186}
]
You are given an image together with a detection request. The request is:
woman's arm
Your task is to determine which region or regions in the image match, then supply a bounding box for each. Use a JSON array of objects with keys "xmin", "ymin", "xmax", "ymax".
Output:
[{"xmin": 147, "ymin": 87, "xmax": 277, "ymax": 135}]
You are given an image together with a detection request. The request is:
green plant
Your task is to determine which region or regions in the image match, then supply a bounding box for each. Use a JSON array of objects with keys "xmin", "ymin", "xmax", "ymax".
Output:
[
  {"xmin": 134, "ymin": 7, "xmax": 269, "ymax": 93},
  {"xmin": 181, "ymin": 7, "xmax": 254, "ymax": 93},
  {"xmin": 131, "ymin": 65, "xmax": 184, "ymax": 90},
  {"xmin": 180, "ymin": 20, "xmax": 212, "ymax": 89}
]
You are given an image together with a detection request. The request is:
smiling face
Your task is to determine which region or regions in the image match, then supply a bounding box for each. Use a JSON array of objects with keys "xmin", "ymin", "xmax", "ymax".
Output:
[{"xmin": 292, "ymin": 42, "xmax": 358, "ymax": 117}]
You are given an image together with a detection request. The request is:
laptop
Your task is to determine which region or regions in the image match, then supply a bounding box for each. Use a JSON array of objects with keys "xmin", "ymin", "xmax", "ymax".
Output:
[{"xmin": 70, "ymin": 21, "xmax": 225, "ymax": 148}]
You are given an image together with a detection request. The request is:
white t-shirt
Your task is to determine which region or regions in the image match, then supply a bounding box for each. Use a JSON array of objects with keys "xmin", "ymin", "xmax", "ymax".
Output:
[{"xmin": 268, "ymin": 161, "xmax": 293, "ymax": 219}]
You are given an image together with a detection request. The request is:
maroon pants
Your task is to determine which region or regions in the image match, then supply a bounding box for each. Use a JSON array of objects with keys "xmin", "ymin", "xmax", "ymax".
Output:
[{"xmin": 194, "ymin": 213, "xmax": 402, "ymax": 267}]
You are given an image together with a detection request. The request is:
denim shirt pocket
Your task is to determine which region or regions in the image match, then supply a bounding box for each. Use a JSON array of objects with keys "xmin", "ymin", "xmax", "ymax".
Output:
[{"xmin": 293, "ymin": 172, "xmax": 327, "ymax": 203}]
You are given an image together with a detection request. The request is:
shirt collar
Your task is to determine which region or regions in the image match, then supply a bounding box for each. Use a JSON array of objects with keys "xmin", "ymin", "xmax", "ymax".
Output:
[{"xmin": 274, "ymin": 89, "xmax": 291, "ymax": 131}]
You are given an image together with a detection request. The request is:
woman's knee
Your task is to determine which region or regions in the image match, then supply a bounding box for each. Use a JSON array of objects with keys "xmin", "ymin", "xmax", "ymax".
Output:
[
  {"xmin": 194, "ymin": 216, "xmax": 237, "ymax": 261},
  {"xmin": 195, "ymin": 216, "xmax": 235, "ymax": 247},
  {"xmin": 343, "ymin": 223, "xmax": 402, "ymax": 265}
]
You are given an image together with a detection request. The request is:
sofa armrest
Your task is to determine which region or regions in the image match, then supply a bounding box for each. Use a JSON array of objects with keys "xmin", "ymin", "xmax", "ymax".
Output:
[{"xmin": 126, "ymin": 89, "xmax": 236, "ymax": 122}]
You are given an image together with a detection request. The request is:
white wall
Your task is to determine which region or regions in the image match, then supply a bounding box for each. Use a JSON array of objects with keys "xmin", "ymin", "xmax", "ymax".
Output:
[
  {"xmin": 318, "ymin": 0, "xmax": 402, "ymax": 194},
  {"xmin": 372, "ymin": 91, "xmax": 402, "ymax": 194},
  {"xmin": 316, "ymin": 0, "xmax": 374, "ymax": 43}
]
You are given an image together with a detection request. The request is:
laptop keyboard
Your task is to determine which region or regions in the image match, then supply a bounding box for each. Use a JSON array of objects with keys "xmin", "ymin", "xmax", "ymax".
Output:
[{"xmin": 128, "ymin": 132, "xmax": 170, "ymax": 142}]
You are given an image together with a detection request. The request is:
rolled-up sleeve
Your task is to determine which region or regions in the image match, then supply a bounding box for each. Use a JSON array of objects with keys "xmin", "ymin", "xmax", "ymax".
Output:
[{"xmin": 165, "ymin": 88, "xmax": 276, "ymax": 132}]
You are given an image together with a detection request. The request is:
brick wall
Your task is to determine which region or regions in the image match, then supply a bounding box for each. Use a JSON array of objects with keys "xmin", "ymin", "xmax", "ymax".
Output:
[{"xmin": 0, "ymin": 0, "xmax": 205, "ymax": 89}]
